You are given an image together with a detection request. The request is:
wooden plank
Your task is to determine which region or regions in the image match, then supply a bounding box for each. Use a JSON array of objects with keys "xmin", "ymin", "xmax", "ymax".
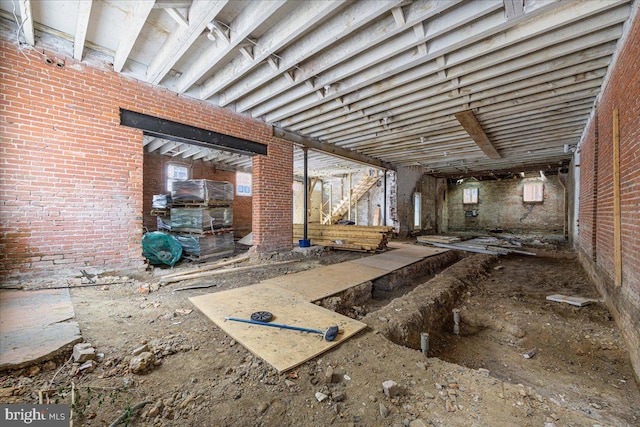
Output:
[
  {"xmin": 417, "ymin": 235, "xmax": 461, "ymax": 244},
  {"xmin": 546, "ymin": 294, "xmax": 594, "ymax": 307},
  {"xmin": 373, "ymin": 206, "xmax": 381, "ymax": 226},
  {"xmin": 262, "ymin": 263, "xmax": 388, "ymax": 302},
  {"xmin": 612, "ymin": 108, "xmax": 622, "ymax": 287},
  {"xmin": 159, "ymin": 260, "xmax": 298, "ymax": 284},
  {"xmin": 387, "ymin": 242, "xmax": 450, "ymax": 258},
  {"xmin": 454, "ymin": 110, "xmax": 501, "ymax": 159},
  {"xmin": 350, "ymin": 252, "xmax": 423, "ymax": 271},
  {"xmin": 189, "ymin": 284, "xmax": 366, "ymax": 372}
]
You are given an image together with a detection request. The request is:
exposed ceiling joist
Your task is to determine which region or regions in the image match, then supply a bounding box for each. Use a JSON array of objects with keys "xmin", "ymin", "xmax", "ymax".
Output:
[
  {"xmin": 1, "ymin": 0, "xmax": 633, "ymax": 177},
  {"xmin": 146, "ymin": 0, "xmax": 229, "ymax": 85},
  {"xmin": 198, "ymin": 0, "xmax": 346, "ymax": 100},
  {"xmin": 175, "ymin": 0, "xmax": 289, "ymax": 94},
  {"xmin": 73, "ymin": 0, "xmax": 92, "ymax": 60},
  {"xmin": 113, "ymin": 0, "xmax": 155, "ymax": 73},
  {"xmin": 454, "ymin": 110, "xmax": 501, "ymax": 160},
  {"xmin": 503, "ymin": 0, "xmax": 525, "ymax": 20},
  {"xmin": 273, "ymin": 127, "xmax": 395, "ymax": 171},
  {"xmin": 18, "ymin": 0, "xmax": 34, "ymax": 46}
]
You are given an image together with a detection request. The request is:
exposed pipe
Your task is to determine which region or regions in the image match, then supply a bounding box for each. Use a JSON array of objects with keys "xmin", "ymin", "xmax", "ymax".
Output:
[
  {"xmin": 558, "ymin": 169, "xmax": 567, "ymax": 240},
  {"xmin": 420, "ymin": 332, "xmax": 429, "ymax": 357}
]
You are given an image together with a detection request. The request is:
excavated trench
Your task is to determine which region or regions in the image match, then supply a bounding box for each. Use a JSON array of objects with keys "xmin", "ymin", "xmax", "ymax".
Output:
[{"xmin": 316, "ymin": 250, "xmax": 499, "ymax": 352}]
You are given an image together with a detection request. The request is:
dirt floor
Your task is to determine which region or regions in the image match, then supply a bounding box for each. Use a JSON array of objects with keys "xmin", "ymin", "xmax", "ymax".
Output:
[{"xmin": 1, "ymin": 241, "xmax": 639, "ymax": 427}]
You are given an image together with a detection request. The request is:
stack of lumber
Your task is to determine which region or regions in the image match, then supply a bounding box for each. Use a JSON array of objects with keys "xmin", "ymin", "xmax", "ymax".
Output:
[{"xmin": 294, "ymin": 224, "xmax": 393, "ymax": 252}]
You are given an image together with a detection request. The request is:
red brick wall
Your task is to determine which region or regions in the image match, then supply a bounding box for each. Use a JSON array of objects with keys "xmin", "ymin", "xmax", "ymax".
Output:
[
  {"xmin": 575, "ymin": 12, "xmax": 640, "ymax": 379},
  {"xmin": 0, "ymin": 37, "xmax": 292, "ymax": 279},
  {"xmin": 142, "ymin": 153, "xmax": 252, "ymax": 237}
]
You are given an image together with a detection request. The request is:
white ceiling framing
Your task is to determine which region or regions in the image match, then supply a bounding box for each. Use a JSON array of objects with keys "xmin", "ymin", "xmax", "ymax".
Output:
[{"xmin": 1, "ymin": 0, "xmax": 636, "ymax": 178}]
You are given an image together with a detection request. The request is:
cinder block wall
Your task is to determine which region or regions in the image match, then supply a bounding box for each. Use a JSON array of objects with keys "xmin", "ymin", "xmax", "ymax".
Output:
[
  {"xmin": 447, "ymin": 177, "xmax": 565, "ymax": 233},
  {"xmin": 142, "ymin": 153, "xmax": 252, "ymax": 237},
  {"xmin": 0, "ymin": 38, "xmax": 292, "ymax": 279},
  {"xmin": 575, "ymin": 11, "xmax": 640, "ymax": 380}
]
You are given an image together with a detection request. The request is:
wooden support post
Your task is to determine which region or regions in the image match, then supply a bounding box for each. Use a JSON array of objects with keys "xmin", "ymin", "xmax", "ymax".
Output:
[
  {"xmin": 348, "ymin": 173, "xmax": 352, "ymax": 221},
  {"xmin": 612, "ymin": 108, "xmax": 622, "ymax": 286}
]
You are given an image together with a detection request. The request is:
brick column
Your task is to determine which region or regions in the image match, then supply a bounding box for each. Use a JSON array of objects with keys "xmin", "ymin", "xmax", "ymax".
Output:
[{"xmin": 251, "ymin": 137, "xmax": 293, "ymax": 253}]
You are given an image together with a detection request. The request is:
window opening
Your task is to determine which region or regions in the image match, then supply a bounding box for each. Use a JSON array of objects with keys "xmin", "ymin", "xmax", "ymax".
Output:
[
  {"xmin": 413, "ymin": 192, "xmax": 421, "ymax": 229},
  {"xmin": 236, "ymin": 171, "xmax": 252, "ymax": 196},
  {"xmin": 166, "ymin": 163, "xmax": 189, "ymax": 192},
  {"xmin": 523, "ymin": 182, "xmax": 544, "ymax": 202},
  {"xmin": 463, "ymin": 187, "xmax": 478, "ymax": 204}
]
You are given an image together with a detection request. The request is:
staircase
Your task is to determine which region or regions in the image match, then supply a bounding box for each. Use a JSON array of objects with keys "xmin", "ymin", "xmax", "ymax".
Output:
[{"xmin": 322, "ymin": 175, "xmax": 380, "ymax": 224}]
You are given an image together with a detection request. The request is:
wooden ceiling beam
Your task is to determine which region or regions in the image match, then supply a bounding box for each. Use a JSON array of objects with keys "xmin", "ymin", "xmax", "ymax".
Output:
[
  {"xmin": 454, "ymin": 110, "xmax": 501, "ymax": 160},
  {"xmin": 273, "ymin": 127, "xmax": 395, "ymax": 171}
]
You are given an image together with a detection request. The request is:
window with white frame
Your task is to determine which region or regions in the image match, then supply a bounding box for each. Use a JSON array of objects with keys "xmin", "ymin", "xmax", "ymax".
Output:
[
  {"xmin": 166, "ymin": 163, "xmax": 189, "ymax": 192},
  {"xmin": 523, "ymin": 182, "xmax": 544, "ymax": 202},
  {"xmin": 236, "ymin": 171, "xmax": 252, "ymax": 196},
  {"xmin": 463, "ymin": 187, "xmax": 478, "ymax": 204}
]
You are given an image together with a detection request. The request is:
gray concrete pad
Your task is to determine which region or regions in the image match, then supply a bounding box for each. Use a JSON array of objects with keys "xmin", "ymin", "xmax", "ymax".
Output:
[{"xmin": 0, "ymin": 289, "xmax": 82, "ymax": 370}]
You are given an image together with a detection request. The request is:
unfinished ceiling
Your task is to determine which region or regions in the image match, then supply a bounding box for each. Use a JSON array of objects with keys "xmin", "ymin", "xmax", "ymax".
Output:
[{"xmin": 1, "ymin": 0, "xmax": 634, "ymax": 177}]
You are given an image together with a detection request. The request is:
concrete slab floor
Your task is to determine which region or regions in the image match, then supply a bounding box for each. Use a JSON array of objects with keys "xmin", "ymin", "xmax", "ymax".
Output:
[{"xmin": 0, "ymin": 289, "xmax": 82, "ymax": 370}]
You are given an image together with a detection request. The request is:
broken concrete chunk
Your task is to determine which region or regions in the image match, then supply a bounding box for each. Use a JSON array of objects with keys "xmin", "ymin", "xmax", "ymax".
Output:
[
  {"xmin": 129, "ymin": 352, "xmax": 156, "ymax": 374},
  {"xmin": 73, "ymin": 343, "xmax": 95, "ymax": 362},
  {"xmin": 409, "ymin": 420, "xmax": 428, "ymax": 427},
  {"xmin": 132, "ymin": 344, "xmax": 150, "ymax": 356},
  {"xmin": 315, "ymin": 392, "xmax": 328, "ymax": 402},
  {"xmin": 379, "ymin": 403, "xmax": 390, "ymax": 418},
  {"xmin": 382, "ymin": 380, "xmax": 399, "ymax": 398},
  {"xmin": 324, "ymin": 366, "xmax": 335, "ymax": 384}
]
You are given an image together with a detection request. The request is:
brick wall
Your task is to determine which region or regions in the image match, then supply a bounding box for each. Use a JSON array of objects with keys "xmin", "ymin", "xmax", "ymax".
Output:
[
  {"xmin": 447, "ymin": 176, "xmax": 565, "ymax": 233},
  {"xmin": 0, "ymin": 36, "xmax": 292, "ymax": 279},
  {"xmin": 575, "ymin": 10, "xmax": 640, "ymax": 380},
  {"xmin": 142, "ymin": 153, "xmax": 252, "ymax": 237}
]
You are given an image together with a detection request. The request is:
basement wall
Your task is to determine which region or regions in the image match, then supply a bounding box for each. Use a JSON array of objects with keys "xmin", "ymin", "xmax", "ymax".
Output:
[
  {"xmin": 0, "ymin": 35, "xmax": 292, "ymax": 280},
  {"xmin": 143, "ymin": 153, "xmax": 252, "ymax": 237},
  {"xmin": 446, "ymin": 176, "xmax": 565, "ymax": 233},
  {"xmin": 574, "ymin": 9, "xmax": 640, "ymax": 380}
]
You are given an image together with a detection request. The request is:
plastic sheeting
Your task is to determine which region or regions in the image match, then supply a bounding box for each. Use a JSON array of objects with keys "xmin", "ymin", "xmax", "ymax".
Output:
[{"xmin": 142, "ymin": 231, "xmax": 182, "ymax": 267}]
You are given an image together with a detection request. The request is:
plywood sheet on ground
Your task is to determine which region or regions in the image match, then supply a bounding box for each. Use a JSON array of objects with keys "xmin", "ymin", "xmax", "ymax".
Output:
[
  {"xmin": 189, "ymin": 284, "xmax": 366, "ymax": 372},
  {"xmin": 349, "ymin": 252, "xmax": 423, "ymax": 271},
  {"xmin": 0, "ymin": 289, "xmax": 82, "ymax": 369},
  {"xmin": 387, "ymin": 242, "xmax": 450, "ymax": 258},
  {"xmin": 261, "ymin": 263, "xmax": 387, "ymax": 302}
]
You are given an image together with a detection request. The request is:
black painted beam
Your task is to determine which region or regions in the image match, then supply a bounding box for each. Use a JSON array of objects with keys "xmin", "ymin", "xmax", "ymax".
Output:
[{"xmin": 120, "ymin": 109, "xmax": 267, "ymax": 156}]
